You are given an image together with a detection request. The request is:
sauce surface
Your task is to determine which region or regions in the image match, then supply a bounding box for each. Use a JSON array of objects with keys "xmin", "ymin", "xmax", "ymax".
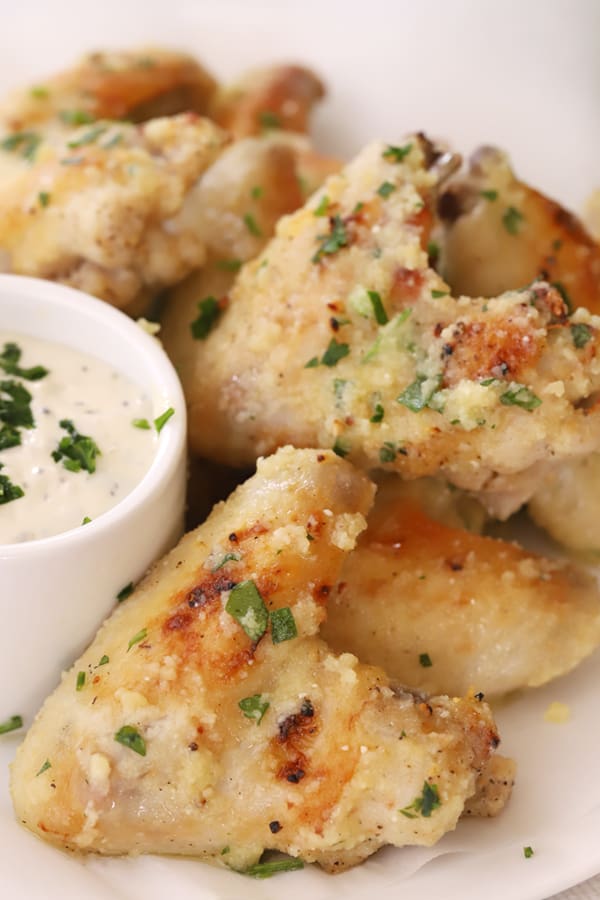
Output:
[{"xmin": 0, "ymin": 331, "xmax": 158, "ymax": 544}]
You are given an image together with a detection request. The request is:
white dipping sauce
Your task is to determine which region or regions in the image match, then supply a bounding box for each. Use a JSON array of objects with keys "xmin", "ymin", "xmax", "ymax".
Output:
[{"xmin": 0, "ymin": 331, "xmax": 159, "ymax": 543}]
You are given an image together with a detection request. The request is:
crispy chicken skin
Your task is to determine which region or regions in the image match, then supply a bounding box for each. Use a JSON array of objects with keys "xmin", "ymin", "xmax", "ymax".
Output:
[
  {"xmin": 181, "ymin": 138, "xmax": 600, "ymax": 515},
  {"xmin": 0, "ymin": 48, "xmax": 217, "ymax": 131},
  {"xmin": 11, "ymin": 448, "xmax": 502, "ymax": 872},
  {"xmin": 209, "ymin": 64, "xmax": 325, "ymax": 139},
  {"xmin": 437, "ymin": 146, "xmax": 600, "ymax": 315},
  {"xmin": 322, "ymin": 476, "xmax": 600, "ymax": 698},
  {"xmin": 0, "ymin": 115, "xmax": 226, "ymax": 310}
]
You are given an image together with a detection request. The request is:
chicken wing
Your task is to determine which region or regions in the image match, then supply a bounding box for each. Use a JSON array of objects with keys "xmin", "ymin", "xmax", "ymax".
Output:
[
  {"xmin": 0, "ymin": 48, "xmax": 217, "ymax": 133},
  {"xmin": 322, "ymin": 475, "xmax": 600, "ymax": 697},
  {"xmin": 0, "ymin": 115, "xmax": 226, "ymax": 311},
  {"xmin": 11, "ymin": 447, "xmax": 502, "ymax": 873},
  {"xmin": 436, "ymin": 146, "xmax": 600, "ymax": 314},
  {"xmin": 528, "ymin": 453, "xmax": 600, "ymax": 556},
  {"xmin": 180, "ymin": 137, "xmax": 600, "ymax": 516}
]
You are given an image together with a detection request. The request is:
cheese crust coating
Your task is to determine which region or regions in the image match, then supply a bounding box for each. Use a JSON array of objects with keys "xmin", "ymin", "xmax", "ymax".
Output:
[{"xmin": 11, "ymin": 448, "xmax": 501, "ymax": 872}]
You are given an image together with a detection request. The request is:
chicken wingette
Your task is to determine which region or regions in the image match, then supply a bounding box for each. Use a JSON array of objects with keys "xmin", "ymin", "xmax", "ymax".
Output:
[
  {"xmin": 11, "ymin": 447, "xmax": 502, "ymax": 873},
  {"xmin": 179, "ymin": 137, "xmax": 600, "ymax": 517}
]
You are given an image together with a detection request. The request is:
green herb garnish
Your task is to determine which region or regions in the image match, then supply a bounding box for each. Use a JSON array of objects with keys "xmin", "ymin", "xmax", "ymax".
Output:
[
  {"xmin": 523, "ymin": 846, "xmax": 534, "ymax": 859},
  {"xmin": 431, "ymin": 289, "xmax": 449, "ymax": 299},
  {"xmin": 51, "ymin": 419, "xmax": 101, "ymax": 473},
  {"xmin": 245, "ymin": 858, "xmax": 305, "ymax": 878},
  {"xmin": 270, "ymin": 607, "xmax": 297, "ymax": 643},
  {"xmin": 370, "ymin": 402, "xmax": 385, "ymax": 423},
  {"xmin": 499, "ymin": 385, "xmax": 541, "ymax": 410},
  {"xmin": 212, "ymin": 552, "xmax": 241, "ymax": 571},
  {"xmin": 400, "ymin": 781, "xmax": 441, "ymax": 818},
  {"xmin": 480, "ymin": 189, "xmax": 498, "ymax": 201},
  {"xmin": 0, "ymin": 464, "xmax": 25, "ymax": 505},
  {"xmin": 226, "ymin": 580, "xmax": 269, "ymax": 642},
  {"xmin": 216, "ymin": 258, "xmax": 242, "ymax": 272},
  {"xmin": 419, "ymin": 653, "xmax": 433, "ymax": 667},
  {"xmin": 239, "ymin": 694, "xmax": 270, "ymax": 724},
  {"xmin": 0, "ymin": 342, "xmax": 48, "ymax": 380},
  {"xmin": 1, "ymin": 130, "xmax": 41, "ymax": 161},
  {"xmin": 117, "ymin": 582, "xmax": 134, "ymax": 602},
  {"xmin": 397, "ymin": 375, "xmax": 442, "ymax": 412},
  {"xmin": 321, "ymin": 338, "xmax": 350, "ymax": 367},
  {"xmin": 377, "ymin": 180, "xmax": 396, "ymax": 198},
  {"xmin": 502, "ymin": 206, "xmax": 524, "ymax": 235},
  {"xmin": 127, "ymin": 628, "xmax": 148, "ymax": 651},
  {"xmin": 259, "ymin": 110, "xmax": 282, "ymax": 130},
  {"xmin": 0, "ymin": 714, "xmax": 23, "ymax": 735},
  {"xmin": 190, "ymin": 295, "xmax": 221, "ymax": 340},
  {"xmin": 81, "ymin": 516, "xmax": 92, "ymax": 525},
  {"xmin": 312, "ymin": 215, "xmax": 349, "ymax": 263},
  {"xmin": 35, "ymin": 759, "xmax": 51, "ymax": 776},
  {"xmin": 98, "ymin": 654, "xmax": 109, "ymax": 666},
  {"xmin": 30, "ymin": 86, "xmax": 49, "ymax": 99},
  {"xmin": 76, "ymin": 671, "xmax": 86, "ymax": 691},
  {"xmin": 154, "ymin": 407, "xmax": 175, "ymax": 433},
  {"xmin": 67, "ymin": 125, "xmax": 107, "ymax": 148},
  {"xmin": 114, "ymin": 725, "xmax": 146, "ymax": 756},
  {"xmin": 313, "ymin": 195, "xmax": 330, "ymax": 217},
  {"xmin": 250, "ymin": 185, "xmax": 263, "ymax": 200},
  {"xmin": 571, "ymin": 323, "xmax": 592, "ymax": 349},
  {"xmin": 59, "ymin": 109, "xmax": 95, "ymax": 126},
  {"xmin": 38, "ymin": 191, "xmax": 51, "ymax": 208},
  {"xmin": 243, "ymin": 213, "xmax": 262, "ymax": 237},
  {"xmin": 379, "ymin": 442, "xmax": 398, "ymax": 463},
  {"xmin": 382, "ymin": 143, "xmax": 413, "ymax": 162},
  {"xmin": 332, "ymin": 437, "xmax": 350, "ymax": 458},
  {"xmin": 132, "ymin": 418, "xmax": 151, "ymax": 429}
]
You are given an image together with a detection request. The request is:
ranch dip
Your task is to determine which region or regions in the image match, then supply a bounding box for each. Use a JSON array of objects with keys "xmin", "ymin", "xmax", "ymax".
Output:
[{"xmin": 0, "ymin": 331, "xmax": 160, "ymax": 543}]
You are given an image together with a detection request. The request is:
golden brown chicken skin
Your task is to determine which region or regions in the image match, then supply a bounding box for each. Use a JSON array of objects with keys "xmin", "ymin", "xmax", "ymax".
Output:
[
  {"xmin": 437, "ymin": 146, "xmax": 600, "ymax": 315},
  {"xmin": 179, "ymin": 137, "xmax": 600, "ymax": 516},
  {"xmin": 322, "ymin": 476, "xmax": 600, "ymax": 698},
  {"xmin": 0, "ymin": 114, "xmax": 226, "ymax": 311},
  {"xmin": 0, "ymin": 47, "xmax": 217, "ymax": 132},
  {"xmin": 11, "ymin": 448, "xmax": 502, "ymax": 873}
]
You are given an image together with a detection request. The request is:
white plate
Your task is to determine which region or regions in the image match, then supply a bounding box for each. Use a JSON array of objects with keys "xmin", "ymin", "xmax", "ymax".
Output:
[{"xmin": 1, "ymin": 1, "xmax": 599, "ymax": 898}]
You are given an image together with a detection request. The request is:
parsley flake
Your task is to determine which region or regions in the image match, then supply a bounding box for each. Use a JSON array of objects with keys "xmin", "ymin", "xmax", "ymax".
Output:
[
  {"xmin": 98, "ymin": 654, "xmax": 109, "ymax": 666},
  {"xmin": 427, "ymin": 240, "xmax": 440, "ymax": 263},
  {"xmin": 0, "ymin": 463, "xmax": 25, "ymax": 505},
  {"xmin": 67, "ymin": 125, "xmax": 107, "ymax": 148},
  {"xmin": 190, "ymin": 295, "xmax": 221, "ymax": 340},
  {"xmin": 377, "ymin": 180, "xmax": 396, "ymax": 199},
  {"xmin": 114, "ymin": 725, "xmax": 146, "ymax": 756},
  {"xmin": 59, "ymin": 109, "xmax": 95, "ymax": 126},
  {"xmin": 480, "ymin": 189, "xmax": 498, "ymax": 201},
  {"xmin": 239, "ymin": 694, "xmax": 270, "ymax": 724},
  {"xmin": 382, "ymin": 143, "xmax": 413, "ymax": 163},
  {"xmin": 35, "ymin": 759, "xmax": 51, "ymax": 776},
  {"xmin": 117, "ymin": 582, "xmax": 134, "ymax": 602},
  {"xmin": 400, "ymin": 781, "xmax": 441, "ymax": 819},
  {"xmin": 259, "ymin": 110, "xmax": 282, "ymax": 130},
  {"xmin": 313, "ymin": 195, "xmax": 330, "ymax": 217},
  {"xmin": 51, "ymin": 419, "xmax": 101, "ymax": 473},
  {"xmin": 397, "ymin": 375, "xmax": 442, "ymax": 412},
  {"xmin": 212, "ymin": 552, "xmax": 241, "ymax": 571},
  {"xmin": 523, "ymin": 846, "xmax": 534, "ymax": 859},
  {"xmin": 502, "ymin": 206, "xmax": 524, "ymax": 235},
  {"xmin": 431, "ymin": 289, "xmax": 449, "ymax": 299},
  {"xmin": 499, "ymin": 385, "xmax": 541, "ymax": 411},
  {"xmin": 1, "ymin": 130, "xmax": 41, "ymax": 161},
  {"xmin": 419, "ymin": 652, "xmax": 433, "ymax": 667},
  {"xmin": 132, "ymin": 418, "xmax": 151, "ymax": 430},
  {"xmin": 154, "ymin": 407, "xmax": 175, "ymax": 433},
  {"xmin": 250, "ymin": 185, "xmax": 263, "ymax": 200},
  {"xmin": 0, "ymin": 714, "xmax": 23, "ymax": 735},
  {"xmin": 321, "ymin": 338, "xmax": 350, "ymax": 367},
  {"xmin": 216, "ymin": 258, "xmax": 242, "ymax": 272},
  {"xmin": 81, "ymin": 516, "xmax": 92, "ymax": 525},
  {"xmin": 270, "ymin": 607, "xmax": 297, "ymax": 643},
  {"xmin": 76, "ymin": 671, "xmax": 86, "ymax": 691},
  {"xmin": 38, "ymin": 191, "xmax": 51, "ymax": 207},
  {"xmin": 245, "ymin": 858, "xmax": 305, "ymax": 878},
  {"xmin": 312, "ymin": 215, "xmax": 349, "ymax": 263},
  {"xmin": 226, "ymin": 580, "xmax": 269, "ymax": 642},
  {"xmin": 0, "ymin": 342, "xmax": 48, "ymax": 380},
  {"xmin": 379, "ymin": 442, "xmax": 398, "ymax": 463},
  {"xmin": 370, "ymin": 402, "xmax": 385, "ymax": 423},
  {"xmin": 127, "ymin": 628, "xmax": 147, "ymax": 651},
  {"xmin": 571, "ymin": 322, "xmax": 592, "ymax": 349},
  {"xmin": 243, "ymin": 213, "xmax": 262, "ymax": 237}
]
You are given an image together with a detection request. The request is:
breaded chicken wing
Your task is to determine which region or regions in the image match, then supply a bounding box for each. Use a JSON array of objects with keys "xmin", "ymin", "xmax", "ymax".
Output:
[
  {"xmin": 0, "ymin": 115, "xmax": 226, "ymax": 310},
  {"xmin": 11, "ymin": 447, "xmax": 502, "ymax": 872},
  {"xmin": 322, "ymin": 475, "xmax": 600, "ymax": 697},
  {"xmin": 0, "ymin": 48, "xmax": 217, "ymax": 132},
  {"xmin": 528, "ymin": 453, "xmax": 600, "ymax": 556},
  {"xmin": 437, "ymin": 146, "xmax": 600, "ymax": 315},
  {"xmin": 181, "ymin": 138, "xmax": 600, "ymax": 515}
]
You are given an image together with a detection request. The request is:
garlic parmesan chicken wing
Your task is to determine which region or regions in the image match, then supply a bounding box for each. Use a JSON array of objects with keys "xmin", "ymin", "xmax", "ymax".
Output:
[
  {"xmin": 437, "ymin": 146, "xmax": 600, "ymax": 315},
  {"xmin": 0, "ymin": 115, "xmax": 226, "ymax": 311},
  {"xmin": 0, "ymin": 48, "xmax": 217, "ymax": 132},
  {"xmin": 11, "ymin": 448, "xmax": 502, "ymax": 873},
  {"xmin": 182, "ymin": 138, "xmax": 600, "ymax": 515},
  {"xmin": 322, "ymin": 476, "xmax": 600, "ymax": 698}
]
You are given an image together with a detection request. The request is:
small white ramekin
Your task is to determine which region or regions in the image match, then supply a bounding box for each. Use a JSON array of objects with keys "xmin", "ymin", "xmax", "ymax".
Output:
[{"xmin": 0, "ymin": 275, "xmax": 187, "ymax": 723}]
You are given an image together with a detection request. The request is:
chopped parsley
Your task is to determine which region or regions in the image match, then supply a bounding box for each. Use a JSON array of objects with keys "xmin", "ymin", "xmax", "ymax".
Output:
[
  {"xmin": 502, "ymin": 206, "xmax": 524, "ymax": 235},
  {"xmin": 51, "ymin": 419, "xmax": 101, "ymax": 473},
  {"xmin": 270, "ymin": 607, "xmax": 297, "ymax": 643},
  {"xmin": 313, "ymin": 195, "xmax": 330, "ymax": 217},
  {"xmin": 397, "ymin": 375, "xmax": 442, "ymax": 412},
  {"xmin": 431, "ymin": 289, "xmax": 449, "ymax": 299},
  {"xmin": 571, "ymin": 322, "xmax": 592, "ymax": 349},
  {"xmin": 67, "ymin": 125, "xmax": 107, "ymax": 148},
  {"xmin": 81, "ymin": 516, "xmax": 92, "ymax": 525},
  {"xmin": 216, "ymin": 258, "xmax": 242, "ymax": 272},
  {"xmin": 127, "ymin": 627, "xmax": 147, "ymax": 651},
  {"xmin": 154, "ymin": 407, "xmax": 175, "ymax": 433},
  {"xmin": 523, "ymin": 846, "xmax": 534, "ymax": 859},
  {"xmin": 190, "ymin": 295, "xmax": 221, "ymax": 340},
  {"xmin": 245, "ymin": 858, "xmax": 305, "ymax": 878},
  {"xmin": 400, "ymin": 781, "xmax": 441, "ymax": 818},
  {"xmin": 0, "ymin": 464, "xmax": 25, "ymax": 505},
  {"xmin": 76, "ymin": 671, "xmax": 86, "ymax": 691},
  {"xmin": 370, "ymin": 402, "xmax": 385, "ymax": 423},
  {"xmin": 419, "ymin": 653, "xmax": 433, "ymax": 667},
  {"xmin": 382, "ymin": 143, "xmax": 413, "ymax": 163},
  {"xmin": 0, "ymin": 714, "xmax": 23, "ymax": 735},
  {"xmin": 377, "ymin": 180, "xmax": 396, "ymax": 198},
  {"xmin": 212, "ymin": 552, "xmax": 241, "ymax": 571},
  {"xmin": 38, "ymin": 191, "xmax": 51, "ymax": 208},
  {"xmin": 250, "ymin": 185, "xmax": 263, "ymax": 200},
  {"xmin": 480, "ymin": 189, "xmax": 498, "ymax": 201},
  {"xmin": 98, "ymin": 654, "xmax": 109, "ymax": 666},
  {"xmin": 1, "ymin": 130, "xmax": 41, "ymax": 161},
  {"xmin": 332, "ymin": 437, "xmax": 350, "ymax": 458},
  {"xmin": 0, "ymin": 342, "xmax": 48, "ymax": 380},
  {"xmin": 349, "ymin": 286, "xmax": 389, "ymax": 324},
  {"xmin": 259, "ymin": 110, "xmax": 281, "ymax": 129},
  {"xmin": 312, "ymin": 215, "xmax": 349, "ymax": 263},
  {"xmin": 35, "ymin": 759, "xmax": 51, "ymax": 776},
  {"xmin": 132, "ymin": 418, "xmax": 151, "ymax": 430},
  {"xmin": 59, "ymin": 109, "xmax": 95, "ymax": 126},
  {"xmin": 427, "ymin": 240, "xmax": 440, "ymax": 263},
  {"xmin": 499, "ymin": 385, "xmax": 541, "ymax": 411},
  {"xmin": 379, "ymin": 442, "xmax": 398, "ymax": 463},
  {"xmin": 225, "ymin": 580, "xmax": 269, "ymax": 642},
  {"xmin": 322, "ymin": 338, "xmax": 350, "ymax": 367},
  {"xmin": 30, "ymin": 85, "xmax": 49, "ymax": 99},
  {"xmin": 551, "ymin": 281, "xmax": 573, "ymax": 313},
  {"xmin": 114, "ymin": 725, "xmax": 146, "ymax": 756},
  {"xmin": 243, "ymin": 213, "xmax": 262, "ymax": 237},
  {"xmin": 239, "ymin": 694, "xmax": 270, "ymax": 724},
  {"xmin": 117, "ymin": 582, "xmax": 134, "ymax": 602}
]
